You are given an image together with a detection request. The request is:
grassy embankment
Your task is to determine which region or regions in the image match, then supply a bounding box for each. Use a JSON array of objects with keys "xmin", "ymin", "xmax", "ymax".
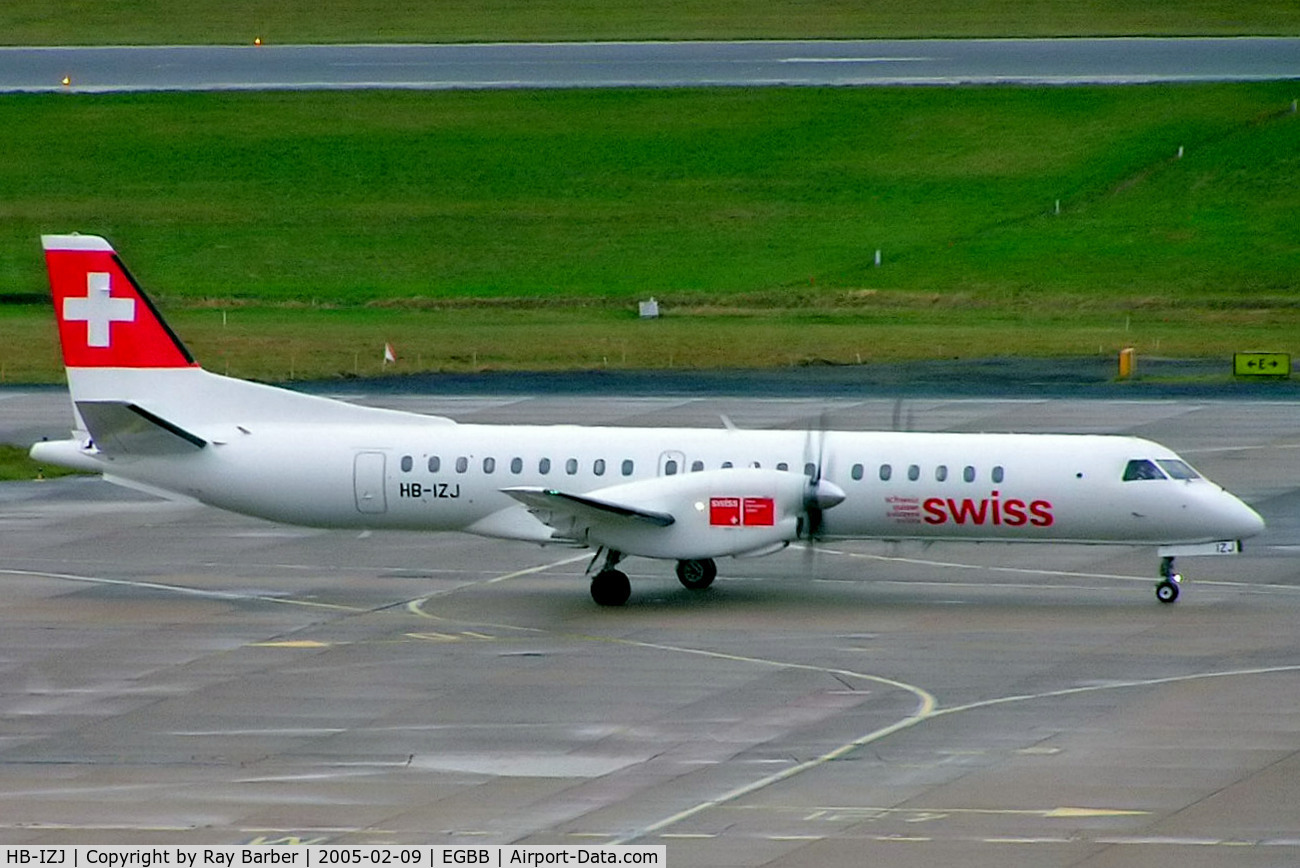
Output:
[
  {"xmin": 0, "ymin": 445, "xmax": 84, "ymax": 481},
  {"xmin": 1, "ymin": 83, "xmax": 1298, "ymax": 384},
  {"xmin": 3, "ymin": 0, "xmax": 1298, "ymax": 44}
]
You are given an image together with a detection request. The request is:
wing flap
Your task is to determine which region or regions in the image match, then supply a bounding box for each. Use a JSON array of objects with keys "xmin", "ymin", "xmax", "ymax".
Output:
[{"xmin": 501, "ymin": 486, "xmax": 676, "ymax": 531}]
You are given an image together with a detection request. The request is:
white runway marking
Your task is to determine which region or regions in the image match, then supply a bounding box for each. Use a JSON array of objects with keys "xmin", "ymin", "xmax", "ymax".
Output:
[
  {"xmin": 780, "ymin": 56, "xmax": 933, "ymax": 63},
  {"xmin": 0, "ymin": 567, "xmax": 362, "ymax": 610}
]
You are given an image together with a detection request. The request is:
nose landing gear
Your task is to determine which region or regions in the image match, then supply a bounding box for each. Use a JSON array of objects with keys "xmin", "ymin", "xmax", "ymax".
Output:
[{"xmin": 1155, "ymin": 555, "xmax": 1182, "ymax": 604}]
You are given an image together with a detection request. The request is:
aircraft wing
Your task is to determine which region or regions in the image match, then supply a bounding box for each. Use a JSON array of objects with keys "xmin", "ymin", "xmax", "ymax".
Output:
[
  {"xmin": 76, "ymin": 400, "xmax": 207, "ymax": 455},
  {"xmin": 501, "ymin": 486, "xmax": 676, "ymax": 532},
  {"xmin": 501, "ymin": 469, "xmax": 814, "ymax": 560}
]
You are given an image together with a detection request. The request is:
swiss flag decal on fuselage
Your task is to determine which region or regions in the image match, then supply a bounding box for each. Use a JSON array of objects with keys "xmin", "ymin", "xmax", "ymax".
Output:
[
  {"xmin": 44, "ymin": 235, "xmax": 196, "ymax": 369},
  {"xmin": 709, "ymin": 496, "xmax": 776, "ymax": 527}
]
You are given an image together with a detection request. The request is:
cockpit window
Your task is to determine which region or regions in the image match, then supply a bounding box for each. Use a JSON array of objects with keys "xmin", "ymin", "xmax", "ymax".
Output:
[
  {"xmin": 1156, "ymin": 459, "xmax": 1201, "ymax": 480},
  {"xmin": 1122, "ymin": 459, "xmax": 1167, "ymax": 481}
]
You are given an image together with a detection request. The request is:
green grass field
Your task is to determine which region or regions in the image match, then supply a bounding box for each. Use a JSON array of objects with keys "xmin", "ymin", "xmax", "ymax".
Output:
[
  {"xmin": 0, "ymin": 83, "xmax": 1297, "ymax": 382},
  {"xmin": 3, "ymin": 0, "xmax": 1297, "ymax": 45},
  {"xmin": 0, "ymin": 444, "xmax": 86, "ymax": 480},
  {"xmin": 2, "ymin": 85, "xmax": 1297, "ymax": 306},
  {"xmin": 7, "ymin": 299, "xmax": 1295, "ymax": 385}
]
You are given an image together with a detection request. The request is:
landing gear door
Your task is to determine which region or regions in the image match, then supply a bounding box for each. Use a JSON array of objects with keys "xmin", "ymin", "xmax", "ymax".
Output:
[
  {"xmin": 354, "ymin": 451, "xmax": 387, "ymax": 514},
  {"xmin": 658, "ymin": 450, "xmax": 687, "ymax": 476}
]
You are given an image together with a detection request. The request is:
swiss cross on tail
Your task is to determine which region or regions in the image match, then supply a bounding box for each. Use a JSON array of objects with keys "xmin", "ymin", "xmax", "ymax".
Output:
[
  {"xmin": 65, "ymin": 272, "xmax": 133, "ymax": 347},
  {"xmin": 43, "ymin": 234, "xmax": 196, "ymax": 369}
]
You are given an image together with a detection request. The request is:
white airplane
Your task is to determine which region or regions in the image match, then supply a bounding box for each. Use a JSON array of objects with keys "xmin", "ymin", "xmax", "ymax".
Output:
[{"xmin": 31, "ymin": 234, "xmax": 1265, "ymax": 606}]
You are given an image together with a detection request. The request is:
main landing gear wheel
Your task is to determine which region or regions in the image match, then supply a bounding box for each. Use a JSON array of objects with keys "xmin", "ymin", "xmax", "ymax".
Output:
[
  {"xmin": 591, "ymin": 569, "xmax": 631, "ymax": 607},
  {"xmin": 1155, "ymin": 555, "xmax": 1182, "ymax": 604},
  {"xmin": 676, "ymin": 558, "xmax": 717, "ymax": 590}
]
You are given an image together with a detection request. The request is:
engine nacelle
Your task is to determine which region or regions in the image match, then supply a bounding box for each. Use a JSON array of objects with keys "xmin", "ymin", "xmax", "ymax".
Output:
[{"xmin": 579, "ymin": 468, "xmax": 835, "ymax": 560}]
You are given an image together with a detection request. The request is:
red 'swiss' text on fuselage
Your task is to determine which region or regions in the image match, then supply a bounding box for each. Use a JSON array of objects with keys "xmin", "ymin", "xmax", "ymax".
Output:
[{"xmin": 922, "ymin": 491, "xmax": 1054, "ymax": 527}]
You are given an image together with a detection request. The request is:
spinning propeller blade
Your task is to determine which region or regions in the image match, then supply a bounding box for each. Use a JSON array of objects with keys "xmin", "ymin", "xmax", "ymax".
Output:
[{"xmin": 800, "ymin": 411, "xmax": 845, "ymax": 543}]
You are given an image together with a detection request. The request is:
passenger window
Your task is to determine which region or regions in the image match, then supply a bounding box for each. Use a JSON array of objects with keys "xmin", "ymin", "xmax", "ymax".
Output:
[
  {"xmin": 483, "ymin": 457, "xmax": 495, "ymax": 474},
  {"xmin": 565, "ymin": 458, "xmax": 578, "ymax": 475},
  {"xmin": 1123, "ymin": 459, "xmax": 1167, "ymax": 481},
  {"xmin": 664, "ymin": 459, "xmax": 678, "ymax": 476},
  {"xmin": 908, "ymin": 464, "xmax": 920, "ymax": 481},
  {"xmin": 935, "ymin": 465, "xmax": 948, "ymax": 482},
  {"xmin": 593, "ymin": 459, "xmax": 606, "ymax": 476},
  {"xmin": 722, "ymin": 461, "xmax": 734, "ymax": 469},
  {"xmin": 1156, "ymin": 459, "xmax": 1200, "ymax": 480},
  {"xmin": 510, "ymin": 457, "xmax": 523, "ymax": 474},
  {"xmin": 804, "ymin": 462, "xmax": 817, "ymax": 478},
  {"xmin": 880, "ymin": 464, "xmax": 892, "ymax": 481},
  {"xmin": 400, "ymin": 455, "xmax": 413, "ymax": 473},
  {"xmin": 963, "ymin": 465, "xmax": 976, "ymax": 483},
  {"xmin": 539, "ymin": 457, "xmax": 551, "ymax": 475},
  {"xmin": 776, "ymin": 462, "xmax": 789, "ymax": 471},
  {"xmin": 622, "ymin": 459, "xmax": 634, "ymax": 476},
  {"xmin": 691, "ymin": 460, "xmax": 704, "ymax": 472},
  {"xmin": 428, "ymin": 456, "xmax": 441, "ymax": 473},
  {"xmin": 992, "ymin": 465, "xmax": 1004, "ymax": 483},
  {"xmin": 750, "ymin": 461, "xmax": 761, "ymax": 468},
  {"xmin": 851, "ymin": 463, "xmax": 864, "ymax": 481},
  {"xmin": 455, "ymin": 457, "xmax": 468, "ymax": 473}
]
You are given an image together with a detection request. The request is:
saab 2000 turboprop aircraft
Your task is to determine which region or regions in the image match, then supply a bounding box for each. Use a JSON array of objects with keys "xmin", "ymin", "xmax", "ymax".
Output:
[{"xmin": 31, "ymin": 234, "xmax": 1265, "ymax": 606}]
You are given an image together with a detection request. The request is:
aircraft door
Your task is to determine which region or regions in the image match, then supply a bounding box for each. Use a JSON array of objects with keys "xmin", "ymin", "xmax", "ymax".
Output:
[
  {"xmin": 354, "ymin": 451, "xmax": 387, "ymax": 514},
  {"xmin": 658, "ymin": 450, "xmax": 686, "ymax": 476}
]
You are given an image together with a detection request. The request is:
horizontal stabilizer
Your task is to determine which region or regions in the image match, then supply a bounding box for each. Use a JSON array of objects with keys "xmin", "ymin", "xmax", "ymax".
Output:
[
  {"xmin": 76, "ymin": 400, "xmax": 207, "ymax": 454},
  {"xmin": 501, "ymin": 487, "xmax": 676, "ymax": 528}
]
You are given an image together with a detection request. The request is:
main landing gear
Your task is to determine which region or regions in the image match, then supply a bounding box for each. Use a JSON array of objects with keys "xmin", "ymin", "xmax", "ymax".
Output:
[
  {"xmin": 676, "ymin": 558, "xmax": 717, "ymax": 590},
  {"xmin": 590, "ymin": 550, "xmax": 631, "ymax": 607},
  {"xmin": 1156, "ymin": 555, "xmax": 1182, "ymax": 604},
  {"xmin": 588, "ymin": 551, "xmax": 721, "ymax": 605}
]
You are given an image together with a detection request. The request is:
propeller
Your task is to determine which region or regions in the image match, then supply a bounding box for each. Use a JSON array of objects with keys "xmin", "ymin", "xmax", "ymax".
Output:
[{"xmin": 799, "ymin": 411, "xmax": 846, "ymax": 543}]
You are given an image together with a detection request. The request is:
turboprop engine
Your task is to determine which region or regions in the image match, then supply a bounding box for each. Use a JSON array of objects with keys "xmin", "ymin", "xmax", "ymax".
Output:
[{"xmin": 514, "ymin": 468, "xmax": 846, "ymax": 560}]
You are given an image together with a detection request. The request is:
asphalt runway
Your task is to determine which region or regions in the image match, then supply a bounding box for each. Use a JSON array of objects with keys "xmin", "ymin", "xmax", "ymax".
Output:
[
  {"xmin": 2, "ymin": 385, "xmax": 1299, "ymax": 863},
  {"xmin": 2, "ymin": 38, "xmax": 1298, "ymax": 93}
]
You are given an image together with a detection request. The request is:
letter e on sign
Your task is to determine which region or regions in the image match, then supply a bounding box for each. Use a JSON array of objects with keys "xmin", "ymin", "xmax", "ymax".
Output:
[
  {"xmin": 743, "ymin": 497, "xmax": 775, "ymax": 526},
  {"xmin": 710, "ymin": 497, "xmax": 741, "ymax": 526}
]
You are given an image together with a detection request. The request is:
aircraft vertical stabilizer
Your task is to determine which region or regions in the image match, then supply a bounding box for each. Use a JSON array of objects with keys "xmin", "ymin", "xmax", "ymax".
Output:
[
  {"xmin": 43, "ymin": 234, "xmax": 197, "ymax": 370},
  {"xmin": 39, "ymin": 234, "xmax": 453, "ymax": 432}
]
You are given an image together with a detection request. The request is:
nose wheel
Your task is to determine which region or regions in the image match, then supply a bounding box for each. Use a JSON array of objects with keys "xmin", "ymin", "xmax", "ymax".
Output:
[{"xmin": 1156, "ymin": 556, "xmax": 1181, "ymax": 604}]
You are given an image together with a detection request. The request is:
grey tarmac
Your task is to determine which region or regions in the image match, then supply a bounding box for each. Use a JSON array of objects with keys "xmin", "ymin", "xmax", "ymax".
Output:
[
  {"xmin": 1, "ymin": 38, "xmax": 1297, "ymax": 93},
  {"xmin": 1, "ymin": 384, "xmax": 1299, "ymax": 866}
]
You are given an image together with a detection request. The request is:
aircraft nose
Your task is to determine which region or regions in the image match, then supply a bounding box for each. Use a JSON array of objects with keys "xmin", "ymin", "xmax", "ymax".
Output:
[{"xmin": 1223, "ymin": 492, "xmax": 1266, "ymax": 539}]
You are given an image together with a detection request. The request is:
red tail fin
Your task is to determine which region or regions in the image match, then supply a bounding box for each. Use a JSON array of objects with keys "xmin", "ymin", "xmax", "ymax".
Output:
[{"xmin": 43, "ymin": 234, "xmax": 197, "ymax": 369}]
